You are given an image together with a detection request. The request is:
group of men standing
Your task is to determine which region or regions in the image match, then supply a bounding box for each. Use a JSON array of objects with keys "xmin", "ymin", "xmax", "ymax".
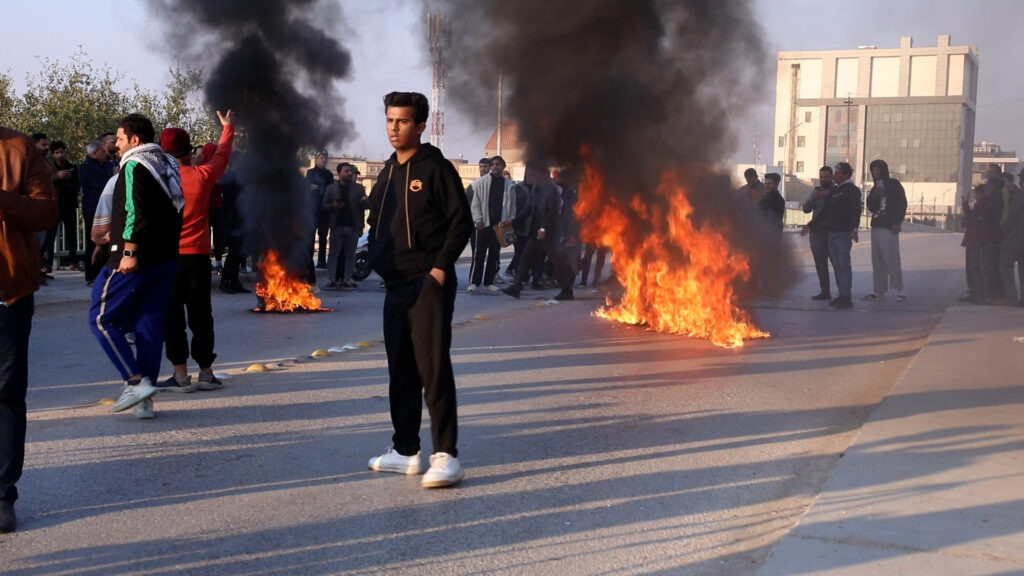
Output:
[
  {"xmin": 462, "ymin": 156, "xmax": 576, "ymax": 301},
  {"xmin": 306, "ymin": 152, "xmax": 368, "ymax": 291},
  {"xmin": 961, "ymin": 164, "xmax": 1024, "ymax": 306},
  {"xmin": 798, "ymin": 160, "xmax": 907, "ymax": 308}
]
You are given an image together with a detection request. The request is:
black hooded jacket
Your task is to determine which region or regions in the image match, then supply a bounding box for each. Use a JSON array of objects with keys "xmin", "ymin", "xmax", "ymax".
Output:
[
  {"xmin": 866, "ymin": 160, "xmax": 907, "ymax": 230},
  {"xmin": 366, "ymin": 143, "xmax": 472, "ymax": 286}
]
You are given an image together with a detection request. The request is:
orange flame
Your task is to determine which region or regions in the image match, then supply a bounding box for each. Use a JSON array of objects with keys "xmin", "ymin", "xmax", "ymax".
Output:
[
  {"xmin": 255, "ymin": 250, "xmax": 324, "ymax": 312},
  {"xmin": 575, "ymin": 150, "xmax": 768, "ymax": 348}
]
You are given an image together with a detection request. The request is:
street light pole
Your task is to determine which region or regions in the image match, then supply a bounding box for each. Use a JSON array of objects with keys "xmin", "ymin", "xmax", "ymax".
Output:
[{"xmin": 843, "ymin": 93, "xmax": 853, "ymax": 163}]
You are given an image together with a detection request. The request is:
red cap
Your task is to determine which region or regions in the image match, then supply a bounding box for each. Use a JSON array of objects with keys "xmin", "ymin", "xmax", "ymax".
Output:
[
  {"xmin": 160, "ymin": 128, "xmax": 191, "ymax": 158},
  {"xmin": 200, "ymin": 143, "xmax": 217, "ymax": 165}
]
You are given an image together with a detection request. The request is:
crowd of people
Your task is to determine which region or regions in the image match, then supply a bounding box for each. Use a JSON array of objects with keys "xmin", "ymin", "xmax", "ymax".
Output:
[
  {"xmin": 6, "ymin": 99, "xmax": 1022, "ymax": 531},
  {"xmin": 458, "ymin": 156, "xmax": 614, "ymax": 302}
]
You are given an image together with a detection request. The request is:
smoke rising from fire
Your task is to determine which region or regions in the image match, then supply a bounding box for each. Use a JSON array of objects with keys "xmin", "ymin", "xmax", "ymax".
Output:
[
  {"xmin": 437, "ymin": 0, "xmax": 796, "ymax": 320},
  {"xmin": 150, "ymin": 0, "xmax": 353, "ymax": 277}
]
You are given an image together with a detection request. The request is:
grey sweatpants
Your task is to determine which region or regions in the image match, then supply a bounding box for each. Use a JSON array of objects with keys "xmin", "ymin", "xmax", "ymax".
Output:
[{"xmin": 871, "ymin": 227, "xmax": 903, "ymax": 294}]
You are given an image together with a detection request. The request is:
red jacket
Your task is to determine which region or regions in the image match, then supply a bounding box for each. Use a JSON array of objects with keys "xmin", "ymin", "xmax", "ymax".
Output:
[
  {"xmin": 178, "ymin": 125, "xmax": 234, "ymax": 255},
  {"xmin": 0, "ymin": 127, "xmax": 60, "ymax": 304}
]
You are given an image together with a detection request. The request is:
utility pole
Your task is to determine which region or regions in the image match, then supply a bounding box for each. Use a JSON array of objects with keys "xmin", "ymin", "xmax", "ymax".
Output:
[
  {"xmin": 843, "ymin": 93, "xmax": 853, "ymax": 164},
  {"xmin": 497, "ymin": 68, "xmax": 503, "ymax": 156},
  {"xmin": 427, "ymin": 12, "xmax": 449, "ymax": 151}
]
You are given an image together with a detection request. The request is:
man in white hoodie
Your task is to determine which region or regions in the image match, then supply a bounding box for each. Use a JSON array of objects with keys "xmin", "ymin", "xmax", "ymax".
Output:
[{"xmin": 467, "ymin": 156, "xmax": 515, "ymax": 292}]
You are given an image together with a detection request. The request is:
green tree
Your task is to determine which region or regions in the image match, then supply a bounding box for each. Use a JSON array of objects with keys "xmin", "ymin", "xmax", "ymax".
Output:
[
  {"xmin": 15, "ymin": 47, "xmax": 136, "ymax": 162},
  {"xmin": 7, "ymin": 49, "xmax": 221, "ymax": 161},
  {"xmin": 0, "ymin": 71, "xmax": 17, "ymax": 128}
]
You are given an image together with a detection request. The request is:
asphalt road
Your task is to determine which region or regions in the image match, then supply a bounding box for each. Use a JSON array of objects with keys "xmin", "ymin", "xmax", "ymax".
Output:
[{"xmin": 2, "ymin": 233, "xmax": 968, "ymax": 574}]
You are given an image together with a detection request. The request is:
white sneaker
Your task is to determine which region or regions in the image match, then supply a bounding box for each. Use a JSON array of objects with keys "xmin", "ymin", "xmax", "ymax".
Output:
[
  {"xmin": 484, "ymin": 284, "xmax": 500, "ymax": 292},
  {"xmin": 133, "ymin": 397, "xmax": 154, "ymax": 419},
  {"xmin": 466, "ymin": 284, "xmax": 479, "ymax": 293},
  {"xmin": 368, "ymin": 448, "xmax": 423, "ymax": 475},
  {"xmin": 112, "ymin": 378, "xmax": 157, "ymax": 413},
  {"xmin": 421, "ymin": 452, "xmax": 464, "ymax": 488}
]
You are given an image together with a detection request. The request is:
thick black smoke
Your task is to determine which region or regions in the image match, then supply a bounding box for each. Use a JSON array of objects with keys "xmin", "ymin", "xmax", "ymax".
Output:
[
  {"xmin": 435, "ymin": 0, "xmax": 795, "ymax": 298},
  {"xmin": 151, "ymin": 0, "xmax": 353, "ymax": 278}
]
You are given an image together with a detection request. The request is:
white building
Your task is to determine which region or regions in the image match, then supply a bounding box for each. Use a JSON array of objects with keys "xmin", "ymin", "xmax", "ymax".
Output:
[{"xmin": 773, "ymin": 35, "xmax": 978, "ymax": 213}]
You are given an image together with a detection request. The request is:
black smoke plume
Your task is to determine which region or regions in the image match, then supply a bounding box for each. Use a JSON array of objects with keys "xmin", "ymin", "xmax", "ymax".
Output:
[
  {"xmin": 435, "ymin": 0, "xmax": 795, "ymax": 301},
  {"xmin": 151, "ymin": 0, "xmax": 353, "ymax": 278}
]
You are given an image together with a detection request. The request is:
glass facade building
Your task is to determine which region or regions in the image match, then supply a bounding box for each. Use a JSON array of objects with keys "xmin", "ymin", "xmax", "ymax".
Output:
[{"xmin": 863, "ymin": 103, "xmax": 961, "ymax": 183}]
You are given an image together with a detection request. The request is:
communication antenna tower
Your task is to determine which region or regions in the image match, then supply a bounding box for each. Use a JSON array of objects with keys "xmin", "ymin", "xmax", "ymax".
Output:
[{"xmin": 427, "ymin": 12, "xmax": 450, "ymax": 151}]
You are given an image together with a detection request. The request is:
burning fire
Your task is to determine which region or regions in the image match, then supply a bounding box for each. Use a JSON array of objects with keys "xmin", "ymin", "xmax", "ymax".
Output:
[
  {"xmin": 575, "ymin": 152, "xmax": 768, "ymax": 348},
  {"xmin": 255, "ymin": 250, "xmax": 324, "ymax": 312}
]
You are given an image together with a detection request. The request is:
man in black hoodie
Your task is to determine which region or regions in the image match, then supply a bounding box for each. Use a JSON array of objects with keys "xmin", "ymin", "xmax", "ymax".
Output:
[
  {"xmin": 365, "ymin": 92, "xmax": 472, "ymax": 489},
  {"xmin": 825, "ymin": 162, "xmax": 862, "ymax": 308},
  {"xmin": 864, "ymin": 159, "xmax": 908, "ymax": 302}
]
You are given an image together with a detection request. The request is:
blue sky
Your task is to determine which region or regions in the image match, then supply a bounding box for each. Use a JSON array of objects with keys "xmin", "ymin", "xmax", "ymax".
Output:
[{"xmin": 3, "ymin": 0, "xmax": 1022, "ymax": 163}]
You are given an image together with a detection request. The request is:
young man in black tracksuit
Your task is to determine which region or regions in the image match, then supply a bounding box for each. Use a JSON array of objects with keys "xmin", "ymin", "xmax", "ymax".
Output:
[{"xmin": 365, "ymin": 92, "xmax": 473, "ymax": 489}]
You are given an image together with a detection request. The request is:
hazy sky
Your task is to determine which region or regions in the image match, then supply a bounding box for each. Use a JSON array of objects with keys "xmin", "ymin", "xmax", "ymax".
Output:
[{"xmin": 3, "ymin": 0, "xmax": 1022, "ymax": 163}]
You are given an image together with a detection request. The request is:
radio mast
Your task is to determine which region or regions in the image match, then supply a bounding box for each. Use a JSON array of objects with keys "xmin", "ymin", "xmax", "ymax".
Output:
[{"xmin": 427, "ymin": 12, "xmax": 450, "ymax": 151}]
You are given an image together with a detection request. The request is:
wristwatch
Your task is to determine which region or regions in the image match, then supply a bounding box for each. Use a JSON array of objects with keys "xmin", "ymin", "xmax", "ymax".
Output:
[{"xmin": 122, "ymin": 249, "xmax": 137, "ymax": 258}]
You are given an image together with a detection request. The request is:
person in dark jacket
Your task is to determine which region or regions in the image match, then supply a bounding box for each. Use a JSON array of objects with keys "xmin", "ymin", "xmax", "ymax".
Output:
[
  {"xmin": 824, "ymin": 162, "xmax": 862, "ymax": 308},
  {"xmin": 79, "ymin": 140, "xmax": 115, "ymax": 284},
  {"xmin": 506, "ymin": 176, "xmax": 533, "ymax": 280},
  {"xmin": 365, "ymin": 92, "xmax": 472, "ymax": 489},
  {"xmin": 863, "ymin": 159, "xmax": 908, "ymax": 302},
  {"xmin": 801, "ymin": 166, "xmax": 835, "ymax": 300},
  {"xmin": 501, "ymin": 165, "xmax": 575, "ymax": 300},
  {"xmin": 999, "ymin": 171, "xmax": 1024, "ymax": 305},
  {"xmin": 45, "ymin": 140, "xmax": 81, "ymax": 272},
  {"xmin": 759, "ymin": 172, "xmax": 785, "ymax": 231},
  {"xmin": 306, "ymin": 150, "xmax": 333, "ymax": 275}
]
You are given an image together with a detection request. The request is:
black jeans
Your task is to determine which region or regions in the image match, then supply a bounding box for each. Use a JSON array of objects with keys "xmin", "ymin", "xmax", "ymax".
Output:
[
  {"xmin": 809, "ymin": 227, "xmax": 831, "ymax": 296},
  {"xmin": 0, "ymin": 294, "xmax": 33, "ymax": 504},
  {"xmin": 383, "ymin": 274, "xmax": 459, "ymax": 457},
  {"xmin": 514, "ymin": 237, "xmax": 573, "ymax": 292},
  {"xmin": 165, "ymin": 254, "xmax": 216, "ymax": 368},
  {"xmin": 469, "ymin": 227, "xmax": 501, "ymax": 286}
]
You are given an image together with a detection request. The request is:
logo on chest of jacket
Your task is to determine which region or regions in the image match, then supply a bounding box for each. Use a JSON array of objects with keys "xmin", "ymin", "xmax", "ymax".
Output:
[{"xmin": 410, "ymin": 179, "xmax": 423, "ymax": 193}]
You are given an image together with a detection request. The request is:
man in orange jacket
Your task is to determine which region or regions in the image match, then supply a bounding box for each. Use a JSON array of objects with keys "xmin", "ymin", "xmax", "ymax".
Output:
[
  {"xmin": 158, "ymin": 110, "xmax": 235, "ymax": 393},
  {"xmin": 0, "ymin": 126, "xmax": 60, "ymax": 532}
]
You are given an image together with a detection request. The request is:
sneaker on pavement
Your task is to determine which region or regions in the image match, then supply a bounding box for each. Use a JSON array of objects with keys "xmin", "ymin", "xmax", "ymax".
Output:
[
  {"xmin": 862, "ymin": 293, "xmax": 883, "ymax": 301},
  {"xmin": 466, "ymin": 284, "xmax": 479, "ymax": 293},
  {"xmin": 133, "ymin": 397, "xmax": 154, "ymax": 419},
  {"xmin": 112, "ymin": 378, "xmax": 158, "ymax": 413},
  {"xmin": 895, "ymin": 293, "xmax": 907, "ymax": 302},
  {"xmin": 155, "ymin": 374, "xmax": 196, "ymax": 393},
  {"xmin": 421, "ymin": 452, "xmax": 464, "ymax": 488},
  {"xmin": 323, "ymin": 281, "xmax": 342, "ymax": 291},
  {"xmin": 368, "ymin": 448, "xmax": 423, "ymax": 475},
  {"xmin": 484, "ymin": 284, "xmax": 500, "ymax": 292},
  {"xmin": 553, "ymin": 290, "xmax": 575, "ymax": 301},
  {"xmin": 341, "ymin": 281, "xmax": 357, "ymax": 291},
  {"xmin": 0, "ymin": 501, "xmax": 16, "ymax": 533},
  {"xmin": 501, "ymin": 285, "xmax": 521, "ymax": 299},
  {"xmin": 197, "ymin": 373, "xmax": 224, "ymax": 391}
]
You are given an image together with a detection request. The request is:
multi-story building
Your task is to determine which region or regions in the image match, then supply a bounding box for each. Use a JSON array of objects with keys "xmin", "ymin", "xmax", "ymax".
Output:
[{"xmin": 773, "ymin": 35, "xmax": 978, "ymax": 214}]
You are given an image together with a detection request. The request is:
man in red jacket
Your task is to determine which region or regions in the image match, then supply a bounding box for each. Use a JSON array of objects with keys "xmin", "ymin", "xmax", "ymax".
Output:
[
  {"xmin": 158, "ymin": 110, "xmax": 235, "ymax": 392},
  {"xmin": 0, "ymin": 126, "xmax": 60, "ymax": 532}
]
